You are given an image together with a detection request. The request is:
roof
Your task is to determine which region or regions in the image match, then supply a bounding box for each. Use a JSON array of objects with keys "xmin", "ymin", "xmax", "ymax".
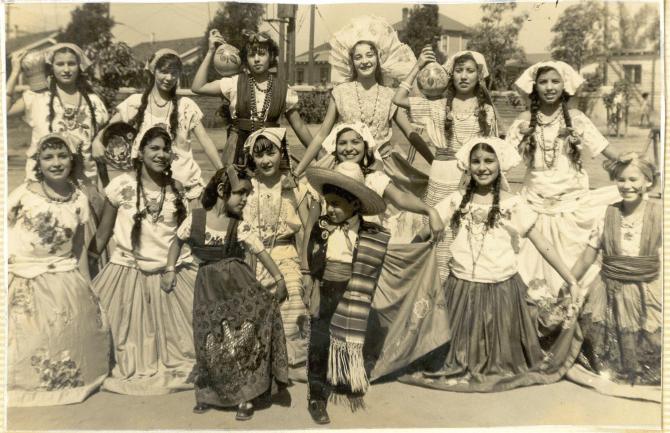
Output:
[
  {"xmin": 296, "ymin": 41, "xmax": 331, "ymax": 64},
  {"xmin": 506, "ymin": 52, "xmax": 550, "ymax": 67},
  {"xmin": 393, "ymin": 14, "xmax": 472, "ymax": 34},
  {"xmin": 131, "ymin": 36, "xmax": 203, "ymax": 63},
  {"xmin": 6, "ymin": 30, "xmax": 59, "ymax": 54}
]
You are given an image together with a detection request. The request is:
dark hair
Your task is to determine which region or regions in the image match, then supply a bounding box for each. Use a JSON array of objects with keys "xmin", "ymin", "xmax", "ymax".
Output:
[
  {"xmin": 247, "ymin": 136, "xmax": 291, "ymax": 172},
  {"xmin": 46, "ymin": 47, "xmax": 99, "ymax": 138},
  {"xmin": 322, "ymin": 183, "xmax": 360, "ymax": 209},
  {"xmin": 444, "ymin": 53, "xmax": 493, "ymax": 141},
  {"xmin": 33, "ymin": 136, "xmax": 84, "ymax": 183},
  {"xmin": 518, "ymin": 67, "xmax": 581, "ymax": 170},
  {"xmin": 333, "ymin": 127, "xmax": 377, "ymax": 174},
  {"xmin": 348, "ymin": 40, "xmax": 383, "ymax": 85},
  {"xmin": 130, "ymin": 53, "xmax": 182, "ymax": 139},
  {"xmin": 450, "ymin": 142, "xmax": 502, "ymax": 233},
  {"xmin": 200, "ymin": 166, "xmax": 252, "ymax": 256},
  {"xmin": 241, "ymin": 38, "xmax": 280, "ymax": 71},
  {"xmin": 130, "ymin": 126, "xmax": 187, "ymax": 249}
]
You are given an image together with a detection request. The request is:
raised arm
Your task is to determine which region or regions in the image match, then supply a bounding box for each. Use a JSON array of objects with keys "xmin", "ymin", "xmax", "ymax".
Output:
[
  {"xmin": 393, "ymin": 108, "xmax": 434, "ymax": 164},
  {"xmin": 392, "ymin": 45, "xmax": 435, "ymax": 110},
  {"xmin": 91, "ymin": 111, "xmax": 123, "ymax": 161},
  {"xmin": 191, "ymin": 30, "xmax": 227, "ymax": 96},
  {"xmin": 192, "ymin": 122, "xmax": 224, "ymax": 169},
  {"xmin": 285, "ymin": 109, "xmax": 314, "ymax": 148},
  {"xmin": 383, "ymin": 183, "xmax": 443, "ymax": 238},
  {"xmin": 7, "ymin": 51, "xmax": 27, "ymax": 118},
  {"xmin": 293, "ymin": 98, "xmax": 338, "ymax": 177}
]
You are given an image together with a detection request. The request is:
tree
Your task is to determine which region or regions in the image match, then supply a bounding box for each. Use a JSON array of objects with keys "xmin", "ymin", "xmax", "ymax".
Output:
[
  {"xmin": 398, "ymin": 5, "xmax": 444, "ymax": 63},
  {"xmin": 466, "ymin": 3, "xmax": 527, "ymax": 90},
  {"xmin": 549, "ymin": 1, "xmax": 604, "ymax": 71},
  {"xmin": 197, "ymin": 3, "xmax": 265, "ymax": 80},
  {"xmin": 58, "ymin": 3, "xmax": 115, "ymax": 47}
]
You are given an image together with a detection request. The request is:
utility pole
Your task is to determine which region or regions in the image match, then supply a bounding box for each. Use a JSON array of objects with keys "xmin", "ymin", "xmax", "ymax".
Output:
[
  {"xmin": 603, "ymin": 2, "xmax": 609, "ymax": 85},
  {"xmin": 286, "ymin": 5, "xmax": 297, "ymax": 85},
  {"xmin": 308, "ymin": 5, "xmax": 315, "ymax": 85}
]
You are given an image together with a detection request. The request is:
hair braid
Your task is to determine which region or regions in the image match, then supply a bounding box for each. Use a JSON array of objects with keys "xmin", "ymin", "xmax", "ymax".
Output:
[
  {"xmin": 486, "ymin": 175, "xmax": 502, "ymax": 229},
  {"xmin": 165, "ymin": 166, "xmax": 187, "ymax": 226},
  {"xmin": 48, "ymin": 78, "xmax": 57, "ymax": 133},
  {"xmin": 475, "ymin": 84, "xmax": 491, "ymax": 137},
  {"xmin": 450, "ymin": 177, "xmax": 476, "ymax": 234},
  {"xmin": 131, "ymin": 161, "xmax": 144, "ymax": 249},
  {"xmin": 519, "ymin": 92, "xmax": 540, "ymax": 168},
  {"xmin": 78, "ymin": 77, "xmax": 98, "ymax": 136},
  {"xmin": 131, "ymin": 76, "xmax": 153, "ymax": 132},
  {"xmin": 444, "ymin": 85, "xmax": 456, "ymax": 142},
  {"xmin": 561, "ymin": 94, "xmax": 582, "ymax": 171},
  {"xmin": 169, "ymin": 86, "xmax": 179, "ymax": 140}
]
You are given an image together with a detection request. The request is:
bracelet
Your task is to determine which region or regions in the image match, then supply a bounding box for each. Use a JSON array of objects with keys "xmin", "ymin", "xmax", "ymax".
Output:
[
  {"xmin": 165, "ymin": 265, "xmax": 176, "ymax": 273},
  {"xmin": 273, "ymin": 274, "xmax": 285, "ymax": 283},
  {"xmin": 399, "ymin": 81, "xmax": 412, "ymax": 91},
  {"xmin": 300, "ymin": 269, "xmax": 311, "ymax": 275}
]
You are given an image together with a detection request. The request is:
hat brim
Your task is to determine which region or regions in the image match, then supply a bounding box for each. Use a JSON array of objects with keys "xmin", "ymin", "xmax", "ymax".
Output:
[{"xmin": 306, "ymin": 167, "xmax": 386, "ymax": 216}]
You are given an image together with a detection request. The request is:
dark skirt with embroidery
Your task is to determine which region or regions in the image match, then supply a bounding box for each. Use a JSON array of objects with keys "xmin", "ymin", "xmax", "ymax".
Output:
[{"xmin": 192, "ymin": 257, "xmax": 289, "ymax": 407}]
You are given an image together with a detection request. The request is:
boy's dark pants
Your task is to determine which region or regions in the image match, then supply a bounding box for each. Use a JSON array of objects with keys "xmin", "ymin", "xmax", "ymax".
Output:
[{"xmin": 307, "ymin": 279, "xmax": 348, "ymax": 402}]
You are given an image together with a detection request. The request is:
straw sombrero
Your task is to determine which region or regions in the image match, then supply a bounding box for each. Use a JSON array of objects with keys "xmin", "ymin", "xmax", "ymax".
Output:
[
  {"xmin": 306, "ymin": 161, "xmax": 386, "ymax": 216},
  {"xmin": 102, "ymin": 122, "xmax": 137, "ymax": 170}
]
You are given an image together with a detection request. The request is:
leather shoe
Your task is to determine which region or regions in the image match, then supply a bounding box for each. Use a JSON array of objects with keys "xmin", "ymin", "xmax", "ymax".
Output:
[
  {"xmin": 236, "ymin": 402, "xmax": 254, "ymax": 421},
  {"xmin": 308, "ymin": 399, "xmax": 330, "ymax": 425},
  {"xmin": 192, "ymin": 403, "xmax": 211, "ymax": 414}
]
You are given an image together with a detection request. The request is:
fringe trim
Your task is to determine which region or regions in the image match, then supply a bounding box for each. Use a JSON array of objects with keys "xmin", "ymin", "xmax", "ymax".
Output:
[
  {"xmin": 327, "ymin": 338, "xmax": 369, "ymax": 393},
  {"xmin": 328, "ymin": 391, "xmax": 367, "ymax": 412}
]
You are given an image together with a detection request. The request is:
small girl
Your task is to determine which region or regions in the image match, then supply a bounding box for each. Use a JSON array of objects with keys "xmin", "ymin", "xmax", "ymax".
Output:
[
  {"xmin": 409, "ymin": 137, "xmax": 581, "ymax": 392},
  {"xmin": 93, "ymin": 49, "xmax": 223, "ymax": 204},
  {"xmin": 89, "ymin": 126, "xmax": 197, "ymax": 395},
  {"xmin": 8, "ymin": 133, "xmax": 110, "ymax": 406},
  {"xmin": 242, "ymin": 128, "xmax": 310, "ymax": 369},
  {"xmin": 569, "ymin": 154, "xmax": 660, "ymax": 398},
  {"xmin": 395, "ymin": 49, "xmax": 498, "ymax": 282},
  {"xmin": 507, "ymin": 61, "xmax": 620, "ymax": 301},
  {"xmin": 166, "ymin": 166, "xmax": 289, "ymax": 420}
]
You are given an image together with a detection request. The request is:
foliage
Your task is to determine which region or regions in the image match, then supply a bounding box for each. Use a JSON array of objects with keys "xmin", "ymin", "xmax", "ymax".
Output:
[
  {"xmin": 614, "ymin": 3, "xmax": 660, "ymax": 51},
  {"xmin": 198, "ymin": 3, "xmax": 266, "ymax": 81},
  {"xmin": 549, "ymin": 1, "xmax": 604, "ymax": 71},
  {"xmin": 296, "ymin": 90, "xmax": 331, "ymax": 124},
  {"xmin": 398, "ymin": 5, "xmax": 445, "ymax": 63},
  {"xmin": 58, "ymin": 4, "xmax": 114, "ymax": 48},
  {"xmin": 466, "ymin": 3, "xmax": 527, "ymax": 90},
  {"xmin": 85, "ymin": 34, "xmax": 146, "ymax": 108}
]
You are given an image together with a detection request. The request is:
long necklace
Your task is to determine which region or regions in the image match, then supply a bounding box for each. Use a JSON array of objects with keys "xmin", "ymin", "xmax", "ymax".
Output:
[
  {"xmin": 621, "ymin": 202, "xmax": 646, "ymax": 242},
  {"xmin": 41, "ymin": 180, "xmax": 75, "ymax": 203},
  {"xmin": 355, "ymin": 82, "xmax": 380, "ymax": 132},
  {"xmin": 464, "ymin": 207, "xmax": 488, "ymax": 278},
  {"xmin": 148, "ymin": 97, "xmax": 172, "ymax": 125},
  {"xmin": 249, "ymin": 75, "xmax": 274, "ymax": 130},
  {"xmin": 140, "ymin": 184, "xmax": 166, "ymax": 223},
  {"xmin": 537, "ymin": 112, "xmax": 563, "ymax": 169},
  {"xmin": 56, "ymin": 90, "xmax": 82, "ymax": 122},
  {"xmin": 256, "ymin": 180, "xmax": 283, "ymax": 250},
  {"xmin": 151, "ymin": 92, "xmax": 171, "ymax": 108}
]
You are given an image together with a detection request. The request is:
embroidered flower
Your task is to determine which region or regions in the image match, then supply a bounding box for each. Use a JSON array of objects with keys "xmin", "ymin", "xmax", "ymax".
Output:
[{"xmin": 31, "ymin": 350, "xmax": 84, "ymax": 391}]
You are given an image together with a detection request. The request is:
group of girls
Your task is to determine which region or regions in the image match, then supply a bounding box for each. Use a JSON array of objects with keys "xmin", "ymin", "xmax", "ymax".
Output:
[{"xmin": 6, "ymin": 14, "xmax": 661, "ymax": 423}]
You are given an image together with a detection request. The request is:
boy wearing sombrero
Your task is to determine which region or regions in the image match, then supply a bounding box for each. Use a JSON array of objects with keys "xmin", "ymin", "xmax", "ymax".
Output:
[{"xmin": 303, "ymin": 161, "xmax": 390, "ymax": 424}]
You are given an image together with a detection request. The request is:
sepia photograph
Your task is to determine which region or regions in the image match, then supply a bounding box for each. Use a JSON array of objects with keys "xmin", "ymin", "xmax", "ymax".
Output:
[{"xmin": 2, "ymin": 0, "xmax": 664, "ymax": 430}]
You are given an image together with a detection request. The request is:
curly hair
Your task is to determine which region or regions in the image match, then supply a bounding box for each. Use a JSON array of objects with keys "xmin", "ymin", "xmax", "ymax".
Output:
[
  {"xmin": 332, "ymin": 127, "xmax": 377, "ymax": 175},
  {"xmin": 130, "ymin": 53, "xmax": 182, "ymax": 140},
  {"xmin": 241, "ymin": 38, "xmax": 280, "ymax": 70},
  {"xmin": 450, "ymin": 142, "xmax": 502, "ymax": 233},
  {"xmin": 32, "ymin": 136, "xmax": 85, "ymax": 183},
  {"xmin": 130, "ymin": 126, "xmax": 187, "ymax": 250},
  {"xmin": 443, "ymin": 53, "xmax": 493, "ymax": 142},
  {"xmin": 348, "ymin": 40, "xmax": 384, "ymax": 85}
]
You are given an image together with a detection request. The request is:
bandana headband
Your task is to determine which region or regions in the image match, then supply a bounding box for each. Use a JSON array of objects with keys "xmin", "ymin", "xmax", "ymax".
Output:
[
  {"xmin": 146, "ymin": 49, "xmax": 181, "ymax": 73},
  {"xmin": 443, "ymin": 50, "xmax": 489, "ymax": 79},
  {"xmin": 514, "ymin": 60, "xmax": 585, "ymax": 98},
  {"xmin": 321, "ymin": 123, "xmax": 381, "ymax": 161},
  {"xmin": 603, "ymin": 152, "xmax": 657, "ymax": 184},
  {"xmin": 32, "ymin": 132, "xmax": 81, "ymax": 160},
  {"xmin": 455, "ymin": 136, "xmax": 521, "ymax": 191},
  {"xmin": 242, "ymin": 29, "xmax": 272, "ymax": 45},
  {"xmin": 243, "ymin": 127, "xmax": 287, "ymax": 156},
  {"xmin": 45, "ymin": 43, "xmax": 92, "ymax": 71}
]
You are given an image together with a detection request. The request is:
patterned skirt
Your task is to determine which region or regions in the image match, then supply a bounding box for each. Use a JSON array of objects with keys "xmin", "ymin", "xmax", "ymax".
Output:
[
  {"xmin": 93, "ymin": 262, "xmax": 197, "ymax": 395},
  {"xmin": 193, "ymin": 258, "xmax": 289, "ymax": 407},
  {"xmin": 8, "ymin": 270, "xmax": 111, "ymax": 406}
]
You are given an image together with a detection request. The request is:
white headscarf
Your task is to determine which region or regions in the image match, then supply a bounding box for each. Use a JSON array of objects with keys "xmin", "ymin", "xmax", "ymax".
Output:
[
  {"xmin": 514, "ymin": 61, "xmax": 585, "ymax": 98},
  {"xmin": 321, "ymin": 123, "xmax": 381, "ymax": 162},
  {"xmin": 45, "ymin": 43, "xmax": 92, "ymax": 71},
  {"xmin": 243, "ymin": 127, "xmax": 287, "ymax": 156},
  {"xmin": 455, "ymin": 136, "xmax": 521, "ymax": 191},
  {"xmin": 443, "ymin": 50, "xmax": 489, "ymax": 79}
]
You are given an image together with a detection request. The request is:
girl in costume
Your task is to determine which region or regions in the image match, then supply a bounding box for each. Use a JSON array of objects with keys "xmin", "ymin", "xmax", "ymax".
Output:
[
  {"xmin": 506, "ymin": 61, "xmax": 620, "ymax": 301},
  {"xmin": 292, "ymin": 16, "xmax": 433, "ymax": 241},
  {"xmin": 88, "ymin": 126, "xmax": 197, "ymax": 395},
  {"xmin": 93, "ymin": 49, "xmax": 223, "ymax": 204},
  {"xmin": 7, "ymin": 43, "xmax": 108, "ymax": 185},
  {"xmin": 8, "ymin": 133, "xmax": 110, "ymax": 406},
  {"xmin": 568, "ymin": 154, "xmax": 661, "ymax": 402},
  {"xmin": 166, "ymin": 166, "xmax": 289, "ymax": 420},
  {"xmin": 191, "ymin": 29, "xmax": 313, "ymax": 165},
  {"xmin": 242, "ymin": 128, "xmax": 310, "ymax": 369},
  {"xmin": 394, "ymin": 48, "xmax": 498, "ymax": 282},
  {"xmin": 408, "ymin": 137, "xmax": 582, "ymax": 392}
]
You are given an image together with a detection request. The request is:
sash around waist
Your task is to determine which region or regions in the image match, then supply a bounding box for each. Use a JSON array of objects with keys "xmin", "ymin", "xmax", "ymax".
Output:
[{"xmin": 601, "ymin": 254, "xmax": 660, "ymax": 283}]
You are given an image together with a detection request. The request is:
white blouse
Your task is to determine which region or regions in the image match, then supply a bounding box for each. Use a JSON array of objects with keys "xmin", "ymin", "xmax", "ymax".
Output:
[{"xmin": 218, "ymin": 75, "xmax": 299, "ymax": 119}]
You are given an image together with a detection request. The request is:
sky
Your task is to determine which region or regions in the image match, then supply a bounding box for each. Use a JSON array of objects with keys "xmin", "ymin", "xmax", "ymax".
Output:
[{"xmin": 6, "ymin": 0, "xmax": 660, "ymax": 56}]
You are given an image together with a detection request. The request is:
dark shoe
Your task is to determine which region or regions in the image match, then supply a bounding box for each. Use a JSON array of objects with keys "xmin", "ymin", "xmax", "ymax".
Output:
[
  {"xmin": 308, "ymin": 400, "xmax": 330, "ymax": 425},
  {"xmin": 236, "ymin": 402, "xmax": 254, "ymax": 421},
  {"xmin": 192, "ymin": 403, "xmax": 211, "ymax": 414}
]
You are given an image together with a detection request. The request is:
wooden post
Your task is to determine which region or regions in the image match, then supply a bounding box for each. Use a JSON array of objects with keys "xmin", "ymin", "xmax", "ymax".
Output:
[
  {"xmin": 287, "ymin": 5, "xmax": 297, "ymax": 85},
  {"xmin": 308, "ymin": 5, "xmax": 315, "ymax": 85}
]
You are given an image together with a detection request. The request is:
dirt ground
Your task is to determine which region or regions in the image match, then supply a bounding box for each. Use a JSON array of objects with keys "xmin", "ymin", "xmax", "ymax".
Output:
[{"xmin": 5, "ymin": 122, "xmax": 663, "ymax": 431}]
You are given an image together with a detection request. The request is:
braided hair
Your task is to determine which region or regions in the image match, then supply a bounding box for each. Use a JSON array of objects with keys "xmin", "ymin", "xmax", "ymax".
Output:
[
  {"xmin": 444, "ymin": 53, "xmax": 493, "ymax": 142},
  {"xmin": 130, "ymin": 53, "xmax": 182, "ymax": 140},
  {"xmin": 518, "ymin": 67, "xmax": 581, "ymax": 170},
  {"xmin": 332, "ymin": 127, "xmax": 377, "ymax": 175},
  {"xmin": 349, "ymin": 41, "xmax": 384, "ymax": 85},
  {"xmin": 450, "ymin": 142, "xmax": 503, "ymax": 233},
  {"xmin": 130, "ymin": 126, "xmax": 187, "ymax": 249},
  {"xmin": 46, "ymin": 47, "xmax": 98, "ymax": 136},
  {"xmin": 201, "ymin": 166, "xmax": 252, "ymax": 256}
]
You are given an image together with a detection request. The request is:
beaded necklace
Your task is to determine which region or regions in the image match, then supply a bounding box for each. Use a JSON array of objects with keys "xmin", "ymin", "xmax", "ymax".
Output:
[
  {"xmin": 249, "ymin": 75, "xmax": 274, "ymax": 131},
  {"xmin": 41, "ymin": 180, "xmax": 76, "ymax": 203},
  {"xmin": 355, "ymin": 82, "xmax": 380, "ymax": 134},
  {"xmin": 537, "ymin": 109, "xmax": 563, "ymax": 169},
  {"xmin": 140, "ymin": 184, "xmax": 166, "ymax": 223}
]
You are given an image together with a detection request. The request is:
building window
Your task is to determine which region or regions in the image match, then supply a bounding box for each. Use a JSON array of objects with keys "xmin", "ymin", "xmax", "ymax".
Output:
[
  {"xmin": 623, "ymin": 64, "xmax": 642, "ymax": 85},
  {"xmin": 320, "ymin": 67, "xmax": 329, "ymax": 83},
  {"xmin": 297, "ymin": 70, "xmax": 304, "ymax": 84}
]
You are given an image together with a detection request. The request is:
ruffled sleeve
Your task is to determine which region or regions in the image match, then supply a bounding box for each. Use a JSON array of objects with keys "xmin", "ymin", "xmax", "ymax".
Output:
[
  {"xmin": 104, "ymin": 173, "xmax": 132, "ymax": 207},
  {"xmin": 570, "ymin": 109, "xmax": 609, "ymax": 156},
  {"xmin": 75, "ymin": 189, "xmax": 91, "ymax": 226},
  {"xmin": 21, "ymin": 90, "xmax": 39, "ymax": 128},
  {"xmin": 115, "ymin": 94, "xmax": 142, "ymax": 123},
  {"xmin": 179, "ymin": 97, "xmax": 204, "ymax": 132},
  {"xmin": 176, "ymin": 213, "xmax": 193, "ymax": 241},
  {"xmin": 238, "ymin": 221, "xmax": 265, "ymax": 254},
  {"xmin": 7, "ymin": 184, "xmax": 27, "ymax": 227},
  {"xmin": 219, "ymin": 76, "xmax": 237, "ymax": 101},
  {"xmin": 285, "ymin": 85, "xmax": 300, "ymax": 112},
  {"xmin": 587, "ymin": 218, "xmax": 604, "ymax": 250},
  {"xmin": 434, "ymin": 191, "xmax": 462, "ymax": 223},
  {"xmin": 509, "ymin": 197, "xmax": 538, "ymax": 237},
  {"xmin": 365, "ymin": 170, "xmax": 391, "ymax": 197},
  {"xmin": 505, "ymin": 116, "xmax": 528, "ymax": 150},
  {"xmin": 90, "ymin": 94, "xmax": 110, "ymax": 126}
]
